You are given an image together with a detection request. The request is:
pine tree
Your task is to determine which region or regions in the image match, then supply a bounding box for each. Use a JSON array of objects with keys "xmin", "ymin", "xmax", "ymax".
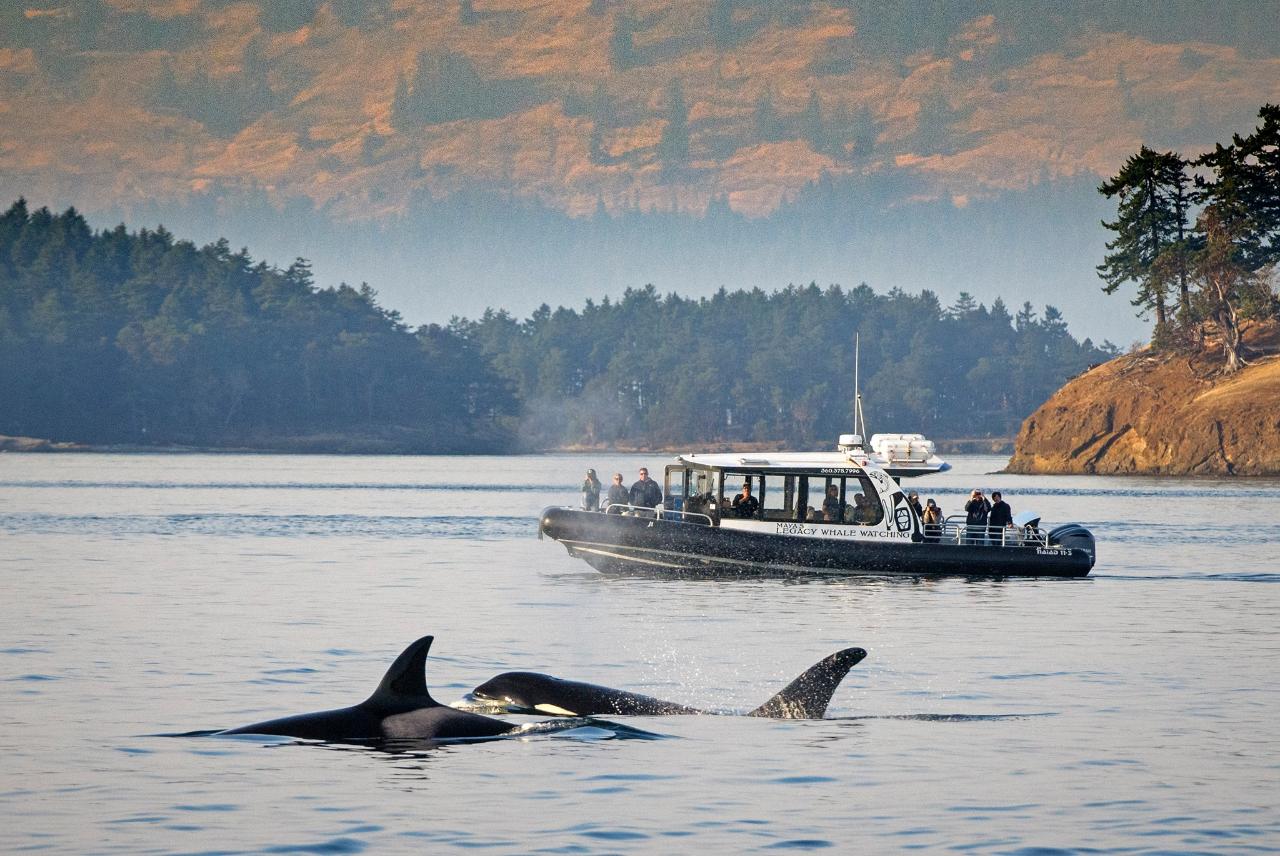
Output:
[
  {"xmin": 1097, "ymin": 146, "xmax": 1192, "ymax": 338},
  {"xmin": 1191, "ymin": 104, "xmax": 1280, "ymax": 370}
]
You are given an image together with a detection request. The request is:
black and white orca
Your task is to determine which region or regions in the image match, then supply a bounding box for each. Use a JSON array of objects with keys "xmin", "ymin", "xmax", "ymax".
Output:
[
  {"xmin": 466, "ymin": 647, "xmax": 867, "ymax": 719},
  {"xmin": 219, "ymin": 635, "xmax": 515, "ymax": 742}
]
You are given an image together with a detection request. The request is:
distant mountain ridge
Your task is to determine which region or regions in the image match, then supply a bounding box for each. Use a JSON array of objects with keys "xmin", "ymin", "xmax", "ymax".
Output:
[
  {"xmin": 3, "ymin": 1, "xmax": 1279, "ymax": 340},
  {"xmin": 3, "ymin": 1, "xmax": 1278, "ymax": 220}
]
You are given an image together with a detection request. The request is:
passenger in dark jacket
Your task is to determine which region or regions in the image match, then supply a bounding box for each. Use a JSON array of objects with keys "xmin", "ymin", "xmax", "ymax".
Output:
[
  {"xmin": 964, "ymin": 489, "xmax": 991, "ymax": 544},
  {"xmin": 629, "ymin": 467, "xmax": 663, "ymax": 511},
  {"xmin": 605, "ymin": 473, "xmax": 630, "ymax": 513},
  {"xmin": 987, "ymin": 491, "xmax": 1013, "ymax": 545},
  {"xmin": 731, "ymin": 482, "xmax": 760, "ymax": 518}
]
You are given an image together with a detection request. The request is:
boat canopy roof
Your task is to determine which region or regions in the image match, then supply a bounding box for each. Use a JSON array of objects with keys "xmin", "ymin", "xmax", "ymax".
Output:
[{"xmin": 674, "ymin": 450, "xmax": 874, "ymax": 472}]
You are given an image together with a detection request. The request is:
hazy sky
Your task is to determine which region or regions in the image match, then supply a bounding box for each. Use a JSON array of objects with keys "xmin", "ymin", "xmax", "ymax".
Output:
[{"xmin": 3, "ymin": 0, "xmax": 1279, "ymax": 343}]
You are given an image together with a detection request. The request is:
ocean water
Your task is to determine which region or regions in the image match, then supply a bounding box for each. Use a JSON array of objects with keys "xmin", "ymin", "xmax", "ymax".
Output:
[{"xmin": 1, "ymin": 452, "xmax": 1278, "ymax": 854}]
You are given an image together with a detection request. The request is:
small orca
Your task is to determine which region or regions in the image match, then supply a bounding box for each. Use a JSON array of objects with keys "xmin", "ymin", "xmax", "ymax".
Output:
[
  {"xmin": 219, "ymin": 635, "xmax": 515, "ymax": 742},
  {"xmin": 467, "ymin": 647, "xmax": 867, "ymax": 719}
]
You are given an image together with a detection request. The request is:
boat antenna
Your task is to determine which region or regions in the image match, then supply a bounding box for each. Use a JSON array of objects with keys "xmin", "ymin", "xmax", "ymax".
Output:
[{"xmin": 853, "ymin": 332, "xmax": 867, "ymax": 444}]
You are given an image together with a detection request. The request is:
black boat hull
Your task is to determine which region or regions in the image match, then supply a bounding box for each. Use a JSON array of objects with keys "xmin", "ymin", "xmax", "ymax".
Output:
[{"xmin": 538, "ymin": 508, "xmax": 1094, "ymax": 578}]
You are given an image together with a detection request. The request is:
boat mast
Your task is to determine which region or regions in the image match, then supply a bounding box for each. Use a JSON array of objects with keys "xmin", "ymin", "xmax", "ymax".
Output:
[{"xmin": 853, "ymin": 332, "xmax": 867, "ymax": 444}]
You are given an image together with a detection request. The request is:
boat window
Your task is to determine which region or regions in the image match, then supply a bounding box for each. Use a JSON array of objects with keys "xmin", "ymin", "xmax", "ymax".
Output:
[
  {"xmin": 687, "ymin": 469, "xmax": 712, "ymax": 499},
  {"xmin": 761, "ymin": 474, "xmax": 795, "ymax": 521},
  {"xmin": 844, "ymin": 474, "xmax": 884, "ymax": 526},
  {"xmin": 664, "ymin": 466, "xmax": 685, "ymax": 506},
  {"xmin": 796, "ymin": 474, "xmax": 884, "ymax": 526},
  {"xmin": 800, "ymin": 475, "xmax": 841, "ymax": 522},
  {"xmin": 721, "ymin": 471, "xmax": 761, "ymax": 519}
]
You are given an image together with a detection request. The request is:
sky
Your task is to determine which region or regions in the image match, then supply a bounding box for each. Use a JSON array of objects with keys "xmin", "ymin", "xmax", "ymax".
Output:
[{"xmin": 3, "ymin": 0, "xmax": 1279, "ymax": 344}]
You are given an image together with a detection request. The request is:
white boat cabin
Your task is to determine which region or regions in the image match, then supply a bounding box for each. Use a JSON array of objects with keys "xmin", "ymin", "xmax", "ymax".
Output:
[{"xmin": 663, "ymin": 450, "xmax": 918, "ymax": 543}]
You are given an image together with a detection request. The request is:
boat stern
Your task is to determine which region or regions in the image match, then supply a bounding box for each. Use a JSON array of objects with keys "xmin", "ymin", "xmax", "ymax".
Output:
[{"xmin": 1046, "ymin": 523, "xmax": 1097, "ymax": 572}]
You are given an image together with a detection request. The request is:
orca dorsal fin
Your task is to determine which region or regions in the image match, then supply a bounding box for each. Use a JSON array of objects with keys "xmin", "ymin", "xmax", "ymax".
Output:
[
  {"xmin": 366, "ymin": 635, "xmax": 437, "ymax": 707},
  {"xmin": 747, "ymin": 647, "xmax": 867, "ymax": 719}
]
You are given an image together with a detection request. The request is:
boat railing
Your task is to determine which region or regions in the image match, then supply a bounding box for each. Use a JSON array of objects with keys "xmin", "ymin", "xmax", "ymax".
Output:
[
  {"xmin": 602, "ymin": 504, "xmax": 713, "ymax": 526},
  {"xmin": 933, "ymin": 515, "xmax": 1049, "ymax": 547}
]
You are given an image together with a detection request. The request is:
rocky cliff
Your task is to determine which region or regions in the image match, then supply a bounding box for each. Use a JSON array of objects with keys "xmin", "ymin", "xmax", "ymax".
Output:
[{"xmin": 1006, "ymin": 324, "xmax": 1280, "ymax": 476}]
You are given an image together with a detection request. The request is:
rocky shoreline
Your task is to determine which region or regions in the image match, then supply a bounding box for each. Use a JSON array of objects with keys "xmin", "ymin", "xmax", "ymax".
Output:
[{"xmin": 1006, "ymin": 324, "xmax": 1280, "ymax": 476}]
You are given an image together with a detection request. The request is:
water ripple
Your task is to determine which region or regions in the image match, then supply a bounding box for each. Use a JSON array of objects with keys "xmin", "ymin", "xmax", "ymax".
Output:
[
  {"xmin": 0, "ymin": 479, "xmax": 559, "ymax": 493},
  {"xmin": 0, "ymin": 512, "xmax": 533, "ymax": 539}
]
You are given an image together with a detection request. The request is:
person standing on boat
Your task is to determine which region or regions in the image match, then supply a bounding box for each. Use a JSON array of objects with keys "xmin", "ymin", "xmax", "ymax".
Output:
[
  {"xmin": 906, "ymin": 491, "xmax": 923, "ymax": 519},
  {"xmin": 987, "ymin": 491, "xmax": 1013, "ymax": 546},
  {"xmin": 605, "ymin": 472, "xmax": 629, "ymax": 513},
  {"xmin": 732, "ymin": 480, "xmax": 760, "ymax": 518},
  {"xmin": 965, "ymin": 489, "xmax": 991, "ymax": 545},
  {"xmin": 922, "ymin": 498, "xmax": 944, "ymax": 542},
  {"xmin": 630, "ymin": 467, "xmax": 663, "ymax": 514},
  {"xmin": 581, "ymin": 468, "xmax": 602, "ymax": 511}
]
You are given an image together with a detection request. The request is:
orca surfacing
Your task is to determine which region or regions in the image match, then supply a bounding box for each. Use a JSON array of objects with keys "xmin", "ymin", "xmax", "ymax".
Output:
[
  {"xmin": 468, "ymin": 647, "xmax": 867, "ymax": 719},
  {"xmin": 219, "ymin": 635, "xmax": 515, "ymax": 742}
]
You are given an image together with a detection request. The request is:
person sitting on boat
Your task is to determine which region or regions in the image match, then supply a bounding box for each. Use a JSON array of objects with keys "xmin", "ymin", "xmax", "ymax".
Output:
[
  {"xmin": 807, "ymin": 505, "xmax": 822, "ymax": 522},
  {"xmin": 965, "ymin": 489, "xmax": 991, "ymax": 544},
  {"xmin": 629, "ymin": 467, "xmax": 663, "ymax": 514},
  {"xmin": 922, "ymin": 498, "xmax": 944, "ymax": 542},
  {"xmin": 987, "ymin": 491, "xmax": 1013, "ymax": 546},
  {"xmin": 581, "ymin": 468, "xmax": 601, "ymax": 511},
  {"xmin": 605, "ymin": 472, "xmax": 629, "ymax": 513},
  {"xmin": 851, "ymin": 492, "xmax": 876, "ymax": 524},
  {"xmin": 822, "ymin": 485, "xmax": 843, "ymax": 521},
  {"xmin": 732, "ymin": 481, "xmax": 760, "ymax": 518}
]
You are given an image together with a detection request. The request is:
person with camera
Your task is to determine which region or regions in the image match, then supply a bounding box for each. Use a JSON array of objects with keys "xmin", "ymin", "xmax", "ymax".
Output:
[{"xmin": 964, "ymin": 489, "xmax": 991, "ymax": 545}]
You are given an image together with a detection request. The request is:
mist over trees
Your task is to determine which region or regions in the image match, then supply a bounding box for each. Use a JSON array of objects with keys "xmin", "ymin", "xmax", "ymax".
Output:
[
  {"xmin": 0, "ymin": 200, "xmax": 1115, "ymax": 451},
  {"xmin": 456, "ymin": 284, "xmax": 1115, "ymax": 449},
  {"xmin": 1098, "ymin": 104, "xmax": 1280, "ymax": 371}
]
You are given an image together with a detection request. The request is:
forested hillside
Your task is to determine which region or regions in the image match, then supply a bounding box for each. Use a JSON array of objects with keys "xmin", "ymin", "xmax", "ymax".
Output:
[
  {"xmin": 0, "ymin": 200, "xmax": 515, "ymax": 451},
  {"xmin": 0, "ymin": 200, "xmax": 1115, "ymax": 451},
  {"xmin": 461, "ymin": 284, "xmax": 1116, "ymax": 449}
]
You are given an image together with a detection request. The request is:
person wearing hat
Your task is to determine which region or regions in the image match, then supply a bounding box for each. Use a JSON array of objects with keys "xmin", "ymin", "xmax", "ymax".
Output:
[
  {"xmin": 581, "ymin": 468, "xmax": 601, "ymax": 511},
  {"xmin": 906, "ymin": 490, "xmax": 923, "ymax": 519},
  {"xmin": 964, "ymin": 489, "xmax": 991, "ymax": 545},
  {"xmin": 922, "ymin": 498, "xmax": 944, "ymax": 542}
]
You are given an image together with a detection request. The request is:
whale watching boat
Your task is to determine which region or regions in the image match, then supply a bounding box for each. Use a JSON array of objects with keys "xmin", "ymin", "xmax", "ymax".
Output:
[{"xmin": 538, "ymin": 436, "xmax": 1095, "ymax": 578}]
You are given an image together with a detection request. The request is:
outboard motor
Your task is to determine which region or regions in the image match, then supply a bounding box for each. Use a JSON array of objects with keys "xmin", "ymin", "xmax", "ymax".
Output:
[{"xmin": 1047, "ymin": 523, "xmax": 1096, "ymax": 569}]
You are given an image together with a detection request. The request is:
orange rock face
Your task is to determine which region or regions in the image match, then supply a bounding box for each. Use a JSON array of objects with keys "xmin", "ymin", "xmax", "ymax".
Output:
[{"xmin": 1007, "ymin": 326, "xmax": 1280, "ymax": 476}]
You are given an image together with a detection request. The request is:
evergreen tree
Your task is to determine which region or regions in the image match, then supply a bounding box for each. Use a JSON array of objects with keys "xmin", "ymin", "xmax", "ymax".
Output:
[
  {"xmin": 1097, "ymin": 146, "xmax": 1192, "ymax": 336},
  {"xmin": 1190, "ymin": 104, "xmax": 1280, "ymax": 370}
]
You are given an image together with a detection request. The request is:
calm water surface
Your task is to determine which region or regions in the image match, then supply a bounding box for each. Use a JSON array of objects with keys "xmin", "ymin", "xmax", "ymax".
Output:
[{"xmin": 1, "ymin": 453, "xmax": 1278, "ymax": 854}]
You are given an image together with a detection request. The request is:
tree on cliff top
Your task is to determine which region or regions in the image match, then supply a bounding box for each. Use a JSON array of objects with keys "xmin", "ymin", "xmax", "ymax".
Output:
[
  {"xmin": 1100, "ymin": 105, "xmax": 1280, "ymax": 370},
  {"xmin": 1097, "ymin": 146, "xmax": 1192, "ymax": 339},
  {"xmin": 1192, "ymin": 104, "xmax": 1280, "ymax": 371}
]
